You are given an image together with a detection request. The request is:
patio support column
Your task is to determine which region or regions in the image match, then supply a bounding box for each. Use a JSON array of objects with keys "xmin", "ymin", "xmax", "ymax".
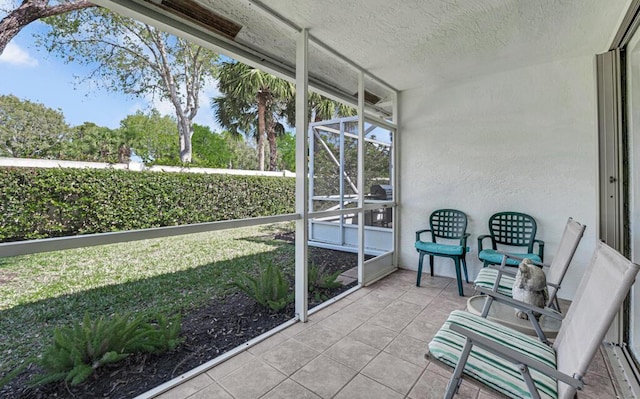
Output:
[
  {"xmin": 357, "ymin": 72, "xmax": 365, "ymax": 283},
  {"xmin": 392, "ymin": 90, "xmax": 400, "ymax": 269},
  {"xmin": 295, "ymin": 28, "xmax": 309, "ymax": 322}
]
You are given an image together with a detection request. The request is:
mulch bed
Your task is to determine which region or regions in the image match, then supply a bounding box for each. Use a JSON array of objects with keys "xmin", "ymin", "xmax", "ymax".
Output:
[{"xmin": 1, "ymin": 239, "xmax": 359, "ymax": 399}]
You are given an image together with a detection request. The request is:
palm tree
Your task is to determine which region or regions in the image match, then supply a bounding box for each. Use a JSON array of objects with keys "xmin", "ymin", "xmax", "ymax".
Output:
[
  {"xmin": 281, "ymin": 91, "xmax": 356, "ymax": 124},
  {"xmin": 213, "ymin": 61, "xmax": 294, "ymax": 171},
  {"xmin": 308, "ymin": 92, "xmax": 356, "ymax": 122}
]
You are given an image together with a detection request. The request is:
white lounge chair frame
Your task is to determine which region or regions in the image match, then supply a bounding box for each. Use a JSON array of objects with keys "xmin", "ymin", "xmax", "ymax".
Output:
[
  {"xmin": 428, "ymin": 241, "xmax": 640, "ymax": 399},
  {"xmin": 474, "ymin": 217, "xmax": 586, "ymax": 312}
]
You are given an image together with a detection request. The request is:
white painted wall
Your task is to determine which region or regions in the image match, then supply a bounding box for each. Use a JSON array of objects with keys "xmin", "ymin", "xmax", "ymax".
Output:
[
  {"xmin": 398, "ymin": 56, "xmax": 599, "ymax": 300},
  {"xmin": 0, "ymin": 157, "xmax": 295, "ymax": 177}
]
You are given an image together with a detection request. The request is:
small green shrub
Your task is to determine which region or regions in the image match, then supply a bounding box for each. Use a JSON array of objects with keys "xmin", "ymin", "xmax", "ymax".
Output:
[
  {"xmin": 31, "ymin": 312, "xmax": 182, "ymax": 387},
  {"xmin": 230, "ymin": 262, "xmax": 294, "ymax": 312},
  {"xmin": 308, "ymin": 262, "xmax": 342, "ymax": 290}
]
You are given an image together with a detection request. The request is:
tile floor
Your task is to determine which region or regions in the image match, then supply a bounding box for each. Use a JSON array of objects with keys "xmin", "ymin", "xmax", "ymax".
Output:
[{"xmin": 154, "ymin": 270, "xmax": 618, "ymax": 399}]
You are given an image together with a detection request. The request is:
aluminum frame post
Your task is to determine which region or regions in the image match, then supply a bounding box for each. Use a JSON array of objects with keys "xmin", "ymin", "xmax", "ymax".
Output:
[{"xmin": 295, "ymin": 28, "xmax": 309, "ymax": 322}]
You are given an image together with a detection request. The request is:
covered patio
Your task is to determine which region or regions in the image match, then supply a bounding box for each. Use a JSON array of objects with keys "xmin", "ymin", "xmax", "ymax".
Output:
[
  {"xmin": 14, "ymin": 0, "xmax": 638, "ymax": 397},
  {"xmin": 151, "ymin": 271, "xmax": 614, "ymax": 399}
]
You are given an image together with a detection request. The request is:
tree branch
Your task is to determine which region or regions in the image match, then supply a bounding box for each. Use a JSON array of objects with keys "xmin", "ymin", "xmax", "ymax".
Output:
[{"xmin": 0, "ymin": 0, "xmax": 98, "ymax": 55}]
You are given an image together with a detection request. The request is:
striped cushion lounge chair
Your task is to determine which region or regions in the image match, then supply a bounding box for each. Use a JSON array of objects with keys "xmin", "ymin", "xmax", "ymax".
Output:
[{"xmin": 427, "ymin": 241, "xmax": 639, "ymax": 399}]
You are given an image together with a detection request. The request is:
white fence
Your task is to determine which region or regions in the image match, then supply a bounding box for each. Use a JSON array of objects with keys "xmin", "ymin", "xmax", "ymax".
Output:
[{"xmin": 0, "ymin": 157, "xmax": 295, "ymax": 178}]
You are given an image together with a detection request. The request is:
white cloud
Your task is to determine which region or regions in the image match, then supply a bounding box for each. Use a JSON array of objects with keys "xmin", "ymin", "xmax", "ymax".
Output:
[
  {"xmin": 127, "ymin": 101, "xmax": 147, "ymax": 115},
  {"xmin": 0, "ymin": 0, "xmax": 17, "ymax": 12},
  {"xmin": 0, "ymin": 42, "xmax": 38, "ymax": 67}
]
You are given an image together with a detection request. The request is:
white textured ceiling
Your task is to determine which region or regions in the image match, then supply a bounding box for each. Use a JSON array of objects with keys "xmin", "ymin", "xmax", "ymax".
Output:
[
  {"xmin": 194, "ymin": 0, "xmax": 628, "ymax": 95},
  {"xmin": 107, "ymin": 0, "xmax": 630, "ymax": 105}
]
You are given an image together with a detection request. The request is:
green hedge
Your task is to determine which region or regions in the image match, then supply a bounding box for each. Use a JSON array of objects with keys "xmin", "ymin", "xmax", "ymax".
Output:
[{"xmin": 0, "ymin": 167, "xmax": 295, "ymax": 242}]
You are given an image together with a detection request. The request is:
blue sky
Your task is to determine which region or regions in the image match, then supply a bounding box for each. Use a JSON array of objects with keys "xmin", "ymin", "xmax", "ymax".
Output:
[{"xmin": 0, "ymin": 16, "xmax": 222, "ymax": 131}]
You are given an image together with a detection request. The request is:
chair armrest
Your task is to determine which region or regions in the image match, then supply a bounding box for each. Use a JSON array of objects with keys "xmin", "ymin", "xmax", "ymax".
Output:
[
  {"xmin": 477, "ymin": 234, "xmax": 496, "ymax": 252},
  {"xmin": 459, "ymin": 233, "xmax": 470, "ymax": 250},
  {"xmin": 448, "ymin": 323, "xmax": 584, "ymax": 390},
  {"xmin": 475, "ymin": 286, "xmax": 561, "ymax": 344},
  {"xmin": 534, "ymin": 239, "xmax": 545, "ymax": 262},
  {"xmin": 547, "ymin": 282, "xmax": 560, "ymax": 289},
  {"xmin": 494, "ymin": 250, "xmax": 550, "ymax": 269},
  {"xmin": 475, "ymin": 286, "xmax": 563, "ymax": 321},
  {"xmin": 416, "ymin": 229, "xmax": 432, "ymax": 242},
  {"xmin": 485, "ymin": 264, "xmax": 519, "ymax": 277}
]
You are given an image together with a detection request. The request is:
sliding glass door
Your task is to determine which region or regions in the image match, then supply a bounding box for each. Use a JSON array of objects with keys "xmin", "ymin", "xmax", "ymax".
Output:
[{"xmin": 626, "ymin": 24, "xmax": 640, "ymax": 362}]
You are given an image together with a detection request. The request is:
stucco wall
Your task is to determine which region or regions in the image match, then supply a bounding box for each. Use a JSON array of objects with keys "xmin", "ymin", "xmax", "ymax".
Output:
[{"xmin": 398, "ymin": 56, "xmax": 599, "ymax": 300}]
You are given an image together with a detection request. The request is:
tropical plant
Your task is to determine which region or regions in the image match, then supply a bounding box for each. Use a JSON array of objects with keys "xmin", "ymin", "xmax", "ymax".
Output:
[
  {"xmin": 230, "ymin": 261, "xmax": 293, "ymax": 312},
  {"xmin": 309, "ymin": 92, "xmax": 356, "ymax": 121},
  {"xmin": 0, "ymin": 94, "xmax": 70, "ymax": 158},
  {"xmin": 213, "ymin": 61, "xmax": 294, "ymax": 171},
  {"xmin": 31, "ymin": 312, "xmax": 182, "ymax": 387},
  {"xmin": 282, "ymin": 91, "xmax": 356, "ymax": 124},
  {"xmin": 38, "ymin": 7, "xmax": 218, "ymax": 162},
  {"xmin": 308, "ymin": 262, "xmax": 342, "ymax": 290}
]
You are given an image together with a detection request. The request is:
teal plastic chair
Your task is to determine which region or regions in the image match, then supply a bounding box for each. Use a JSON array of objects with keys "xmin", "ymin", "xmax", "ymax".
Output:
[
  {"xmin": 477, "ymin": 212, "xmax": 544, "ymax": 267},
  {"xmin": 415, "ymin": 209, "xmax": 469, "ymax": 296}
]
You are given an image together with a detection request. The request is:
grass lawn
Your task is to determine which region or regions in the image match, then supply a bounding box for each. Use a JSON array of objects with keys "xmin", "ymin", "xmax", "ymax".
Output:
[{"xmin": 0, "ymin": 223, "xmax": 295, "ymax": 377}]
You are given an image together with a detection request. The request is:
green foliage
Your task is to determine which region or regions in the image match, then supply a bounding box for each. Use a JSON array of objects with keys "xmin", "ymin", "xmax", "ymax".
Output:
[
  {"xmin": 58, "ymin": 122, "xmax": 129, "ymax": 163},
  {"xmin": 308, "ymin": 262, "xmax": 342, "ymax": 290},
  {"xmin": 0, "ymin": 167, "xmax": 295, "ymax": 242},
  {"xmin": 0, "ymin": 94, "xmax": 70, "ymax": 158},
  {"xmin": 308, "ymin": 92, "xmax": 357, "ymax": 122},
  {"xmin": 191, "ymin": 124, "xmax": 232, "ymax": 168},
  {"xmin": 275, "ymin": 132, "xmax": 296, "ymax": 172},
  {"xmin": 230, "ymin": 262, "xmax": 293, "ymax": 312},
  {"xmin": 221, "ymin": 131, "xmax": 259, "ymax": 170},
  {"xmin": 120, "ymin": 109, "xmax": 179, "ymax": 165},
  {"xmin": 191, "ymin": 126, "xmax": 261, "ymax": 170},
  {"xmin": 31, "ymin": 312, "xmax": 182, "ymax": 386}
]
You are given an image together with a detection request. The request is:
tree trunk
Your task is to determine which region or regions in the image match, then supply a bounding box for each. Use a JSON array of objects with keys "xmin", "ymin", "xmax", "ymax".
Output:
[
  {"xmin": 0, "ymin": 0, "xmax": 97, "ymax": 55},
  {"xmin": 178, "ymin": 117, "xmax": 193, "ymax": 163},
  {"xmin": 267, "ymin": 122, "xmax": 277, "ymax": 171},
  {"xmin": 118, "ymin": 143, "xmax": 131, "ymax": 163},
  {"xmin": 152, "ymin": 32, "xmax": 196, "ymax": 164},
  {"xmin": 257, "ymin": 95, "xmax": 266, "ymax": 171}
]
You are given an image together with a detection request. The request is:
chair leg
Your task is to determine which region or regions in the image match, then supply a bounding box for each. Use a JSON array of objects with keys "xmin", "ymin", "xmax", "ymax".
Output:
[
  {"xmin": 417, "ymin": 252, "xmax": 425, "ymax": 286},
  {"xmin": 429, "ymin": 255, "xmax": 434, "ymax": 276},
  {"xmin": 553, "ymin": 296, "xmax": 561, "ymax": 313},
  {"xmin": 454, "ymin": 258, "xmax": 464, "ymax": 296},
  {"xmin": 461, "ymin": 255, "xmax": 469, "ymax": 283},
  {"xmin": 480, "ymin": 295, "xmax": 494, "ymax": 317},
  {"xmin": 444, "ymin": 339, "xmax": 473, "ymax": 399}
]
